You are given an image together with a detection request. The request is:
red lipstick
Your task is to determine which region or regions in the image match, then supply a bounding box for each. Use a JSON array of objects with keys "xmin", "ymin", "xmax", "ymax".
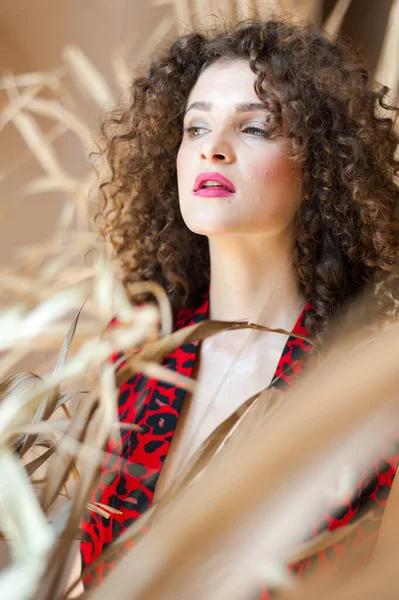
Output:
[{"xmin": 193, "ymin": 171, "xmax": 236, "ymax": 197}]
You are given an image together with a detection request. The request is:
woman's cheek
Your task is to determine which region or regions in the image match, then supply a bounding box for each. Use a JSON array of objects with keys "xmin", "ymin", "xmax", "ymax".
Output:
[
  {"xmin": 176, "ymin": 148, "xmax": 191, "ymax": 204},
  {"xmin": 249, "ymin": 155, "xmax": 301, "ymax": 227},
  {"xmin": 252, "ymin": 147, "xmax": 293, "ymax": 183}
]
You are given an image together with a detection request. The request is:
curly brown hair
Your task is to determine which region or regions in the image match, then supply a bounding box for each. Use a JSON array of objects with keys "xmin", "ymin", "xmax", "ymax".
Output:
[{"xmin": 93, "ymin": 16, "xmax": 399, "ymax": 337}]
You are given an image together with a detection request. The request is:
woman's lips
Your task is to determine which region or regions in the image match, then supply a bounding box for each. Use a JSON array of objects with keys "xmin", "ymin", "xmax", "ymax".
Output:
[
  {"xmin": 192, "ymin": 172, "xmax": 236, "ymax": 196},
  {"xmin": 193, "ymin": 187, "xmax": 235, "ymax": 197}
]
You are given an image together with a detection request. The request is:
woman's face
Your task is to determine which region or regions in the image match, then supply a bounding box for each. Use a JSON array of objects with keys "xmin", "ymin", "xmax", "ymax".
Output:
[{"xmin": 176, "ymin": 59, "xmax": 304, "ymax": 237}]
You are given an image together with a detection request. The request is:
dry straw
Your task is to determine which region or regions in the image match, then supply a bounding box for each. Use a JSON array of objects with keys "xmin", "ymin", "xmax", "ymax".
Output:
[{"xmin": 0, "ymin": 1, "xmax": 398, "ymax": 599}]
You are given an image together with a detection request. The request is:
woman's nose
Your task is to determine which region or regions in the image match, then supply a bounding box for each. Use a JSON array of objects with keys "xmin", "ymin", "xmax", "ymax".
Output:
[{"xmin": 200, "ymin": 132, "xmax": 235, "ymax": 163}]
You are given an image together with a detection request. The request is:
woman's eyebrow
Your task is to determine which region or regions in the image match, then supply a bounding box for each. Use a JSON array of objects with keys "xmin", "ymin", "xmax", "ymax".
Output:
[{"xmin": 184, "ymin": 101, "xmax": 267, "ymax": 114}]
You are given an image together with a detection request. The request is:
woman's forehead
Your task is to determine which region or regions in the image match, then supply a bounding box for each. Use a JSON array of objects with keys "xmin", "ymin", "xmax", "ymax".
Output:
[{"xmin": 187, "ymin": 60, "xmax": 260, "ymax": 108}]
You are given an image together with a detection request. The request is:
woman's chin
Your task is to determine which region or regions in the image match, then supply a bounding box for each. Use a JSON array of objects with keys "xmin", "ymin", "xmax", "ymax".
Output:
[{"xmin": 184, "ymin": 221, "xmax": 243, "ymax": 237}]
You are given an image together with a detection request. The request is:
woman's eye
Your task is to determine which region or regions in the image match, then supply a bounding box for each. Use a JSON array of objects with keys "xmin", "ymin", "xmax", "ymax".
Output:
[
  {"xmin": 184, "ymin": 126, "xmax": 206, "ymax": 137},
  {"xmin": 183, "ymin": 125, "xmax": 270, "ymax": 138},
  {"xmin": 243, "ymin": 126, "xmax": 270, "ymax": 137}
]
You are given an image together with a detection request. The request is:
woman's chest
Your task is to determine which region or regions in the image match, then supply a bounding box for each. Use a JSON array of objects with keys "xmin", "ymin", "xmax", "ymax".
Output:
[{"xmin": 152, "ymin": 337, "xmax": 287, "ymax": 504}]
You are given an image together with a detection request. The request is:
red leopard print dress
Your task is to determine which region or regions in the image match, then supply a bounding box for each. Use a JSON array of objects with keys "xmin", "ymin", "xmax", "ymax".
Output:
[{"xmin": 80, "ymin": 286, "xmax": 399, "ymax": 597}]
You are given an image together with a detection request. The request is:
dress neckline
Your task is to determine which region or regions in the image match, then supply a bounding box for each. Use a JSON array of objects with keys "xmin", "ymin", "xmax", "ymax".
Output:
[{"xmin": 172, "ymin": 284, "xmax": 314, "ymax": 391}]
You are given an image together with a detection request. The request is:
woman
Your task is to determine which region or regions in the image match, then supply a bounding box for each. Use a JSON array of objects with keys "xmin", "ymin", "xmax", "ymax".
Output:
[{"xmin": 76, "ymin": 16, "xmax": 399, "ymax": 598}]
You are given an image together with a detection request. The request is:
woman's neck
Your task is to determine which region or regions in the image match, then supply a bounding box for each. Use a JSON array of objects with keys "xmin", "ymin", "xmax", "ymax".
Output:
[{"xmin": 207, "ymin": 231, "xmax": 306, "ymax": 330}]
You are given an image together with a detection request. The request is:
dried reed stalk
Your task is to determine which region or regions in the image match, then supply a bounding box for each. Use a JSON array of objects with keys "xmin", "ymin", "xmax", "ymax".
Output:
[
  {"xmin": 235, "ymin": 0, "xmax": 257, "ymax": 20},
  {"xmin": 61, "ymin": 46, "xmax": 114, "ymax": 109},
  {"xmin": 375, "ymin": 0, "xmax": 399, "ymax": 101},
  {"xmin": 212, "ymin": 0, "xmax": 236, "ymax": 22},
  {"xmin": 277, "ymin": 0, "xmax": 321, "ymax": 22},
  {"xmin": 254, "ymin": 0, "xmax": 281, "ymax": 20},
  {"xmin": 86, "ymin": 310, "xmax": 399, "ymax": 600},
  {"xmin": 171, "ymin": 0, "xmax": 194, "ymax": 32},
  {"xmin": 323, "ymin": 0, "xmax": 352, "ymax": 38}
]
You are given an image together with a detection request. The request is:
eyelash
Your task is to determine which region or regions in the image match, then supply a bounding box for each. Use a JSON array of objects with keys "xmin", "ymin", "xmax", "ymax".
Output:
[{"xmin": 183, "ymin": 126, "xmax": 270, "ymax": 138}]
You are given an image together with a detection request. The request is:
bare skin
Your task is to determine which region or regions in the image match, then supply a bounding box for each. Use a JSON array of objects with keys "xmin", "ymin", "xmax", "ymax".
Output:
[{"xmin": 66, "ymin": 550, "xmax": 84, "ymax": 598}]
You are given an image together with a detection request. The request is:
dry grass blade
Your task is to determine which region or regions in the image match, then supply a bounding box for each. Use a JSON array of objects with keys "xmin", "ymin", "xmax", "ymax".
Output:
[
  {"xmin": 171, "ymin": 0, "xmax": 193, "ymax": 32},
  {"xmin": 24, "ymin": 446, "xmax": 56, "ymax": 477},
  {"xmin": 54, "ymin": 391, "xmax": 88, "ymax": 413},
  {"xmin": 153, "ymin": 393, "xmax": 260, "ymax": 506},
  {"xmin": 14, "ymin": 232, "xmax": 95, "ymax": 273},
  {"xmin": 0, "ymin": 70, "xmax": 65, "ymax": 90},
  {"xmin": 44, "ymin": 303, "xmax": 85, "ymax": 414},
  {"xmin": 10, "ymin": 110, "xmax": 69, "ymax": 178},
  {"xmin": 62, "ymin": 45, "xmax": 114, "ymax": 108},
  {"xmin": 19, "ymin": 304, "xmax": 84, "ymax": 458},
  {"xmin": 0, "ymin": 84, "xmax": 45, "ymax": 133},
  {"xmin": 40, "ymin": 264, "xmax": 95, "ymax": 291},
  {"xmin": 323, "ymin": 0, "xmax": 352, "ymax": 39},
  {"xmin": 156, "ymin": 371, "xmax": 305, "ymax": 521},
  {"xmin": 0, "ymin": 311, "xmax": 157, "ymax": 435},
  {"xmin": 10, "ymin": 421, "xmax": 69, "ymax": 436},
  {"xmin": 135, "ymin": 16, "xmax": 175, "ymax": 64},
  {"xmin": 88, "ymin": 501, "xmax": 123, "ymax": 516},
  {"xmin": 26, "ymin": 98, "xmax": 93, "ymax": 152},
  {"xmin": 0, "ymin": 123, "xmax": 67, "ymax": 185},
  {"xmin": 116, "ymin": 317, "xmax": 312, "ymax": 386},
  {"xmin": 81, "ymin": 358, "xmax": 348, "ymax": 585},
  {"xmin": 40, "ymin": 254, "xmax": 95, "ymax": 292},
  {"xmin": 0, "ymin": 373, "xmax": 43, "ymax": 452},
  {"xmin": 24, "ymin": 175, "xmax": 80, "ymax": 196},
  {"xmin": 287, "ymin": 511, "xmax": 399, "ymax": 600},
  {"xmin": 82, "ymin": 393, "xmax": 261, "ymax": 576},
  {"xmin": 126, "ymin": 280, "xmax": 173, "ymax": 337},
  {"xmin": 193, "ymin": 0, "xmax": 213, "ymax": 21},
  {"xmin": 0, "ymin": 263, "xmax": 94, "ymax": 309},
  {"xmin": 254, "ymin": 0, "xmax": 281, "ymax": 20},
  {"xmin": 116, "ymin": 320, "xmax": 312, "ymax": 389},
  {"xmin": 0, "ymin": 452, "xmax": 55, "ymax": 600},
  {"xmin": 374, "ymin": 0, "xmax": 399, "ymax": 96},
  {"xmin": 0, "ymin": 372, "xmax": 42, "ymax": 404},
  {"xmin": 0, "ymin": 270, "xmax": 46, "ymax": 296},
  {"xmin": 8, "ymin": 326, "xmax": 96, "ymax": 356},
  {"xmin": 39, "ymin": 356, "xmax": 117, "ymax": 521},
  {"xmin": 85, "ymin": 503, "xmax": 114, "ymax": 519},
  {"xmin": 39, "ymin": 391, "xmax": 99, "ymax": 513},
  {"xmin": 40, "ymin": 445, "xmax": 75, "ymax": 513},
  {"xmin": 235, "ymin": 0, "xmax": 249, "ymax": 20},
  {"xmin": 3, "ymin": 75, "xmax": 70, "ymax": 180},
  {"xmin": 226, "ymin": 362, "xmax": 321, "ymax": 450},
  {"xmin": 280, "ymin": 0, "xmax": 322, "ymax": 22},
  {"xmin": 247, "ymin": 0, "xmax": 260, "ymax": 18},
  {"xmin": 0, "ymin": 285, "xmax": 90, "ymax": 353},
  {"xmin": 127, "ymin": 357, "xmax": 197, "ymax": 392},
  {"xmin": 39, "ymin": 372, "xmax": 120, "ymax": 599},
  {"xmin": 110, "ymin": 45, "xmax": 134, "ymax": 92},
  {"xmin": 211, "ymin": 0, "xmax": 236, "ymax": 21},
  {"xmin": 91, "ymin": 319, "xmax": 399, "ymax": 600},
  {"xmin": 286, "ymin": 510, "xmax": 380, "ymax": 565}
]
